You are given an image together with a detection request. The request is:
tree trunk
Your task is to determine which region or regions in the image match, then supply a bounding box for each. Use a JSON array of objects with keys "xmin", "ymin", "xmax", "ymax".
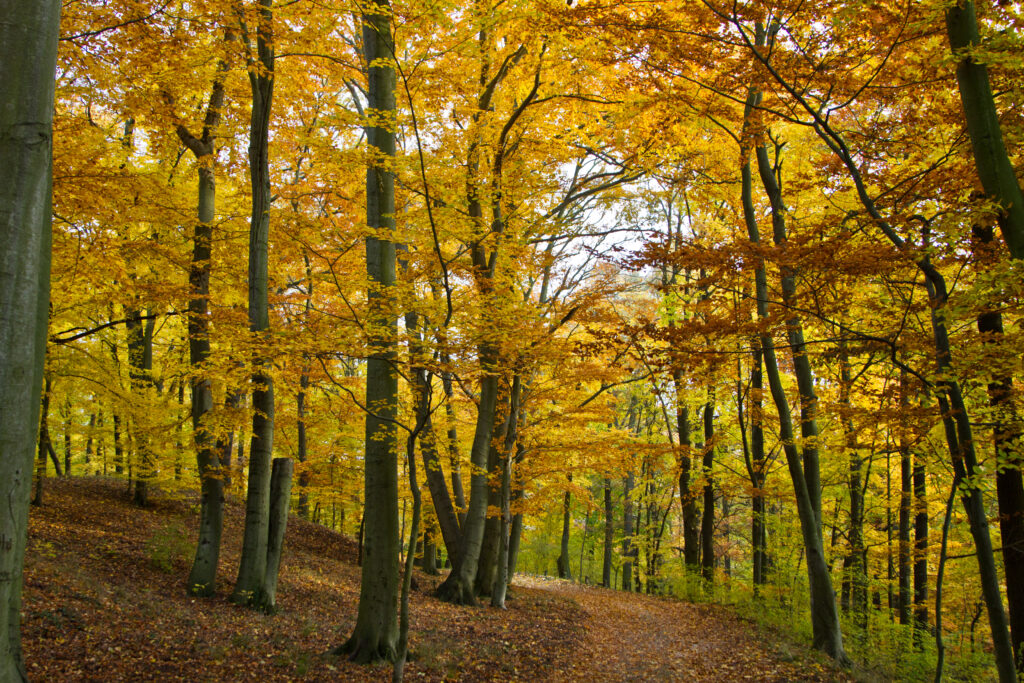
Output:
[
  {"xmin": 913, "ymin": 435, "xmax": 929, "ymax": 639},
  {"xmin": 61, "ymin": 399, "xmax": 72, "ymax": 477},
  {"xmin": 436, "ymin": 362, "xmax": 499, "ymax": 604},
  {"xmin": 755, "ymin": 132, "xmax": 822, "ymax": 526},
  {"xmin": 126, "ymin": 308, "xmax": 156, "ymax": 507},
  {"xmin": 178, "ymin": 54, "xmax": 229, "ymax": 597},
  {"xmin": 492, "ymin": 376, "xmax": 521, "ymax": 608},
  {"xmin": 602, "ymin": 478, "xmax": 613, "ymax": 588},
  {"xmin": 741, "ymin": 76, "xmax": 847, "ymax": 664},
  {"xmin": 700, "ymin": 394, "xmax": 715, "ymax": 584},
  {"xmin": 674, "ymin": 377, "xmax": 700, "ymax": 571},
  {"xmin": 0, "ymin": 2, "xmax": 60, "ymax": 677},
  {"xmin": 233, "ymin": 0, "xmax": 278, "ymax": 612},
  {"xmin": 506, "ymin": 440, "xmax": 527, "ymax": 580},
  {"xmin": 739, "ymin": 343, "xmax": 769, "ymax": 590},
  {"xmin": 296, "ymin": 366, "xmax": 310, "ymax": 520},
  {"xmin": 557, "ymin": 482, "xmax": 573, "ymax": 581},
  {"xmin": 442, "ymin": 369, "xmax": 467, "ymax": 526},
  {"xmin": 261, "ymin": 457, "xmax": 293, "ymax": 613},
  {"xmin": 898, "ymin": 367, "xmax": 912, "ymax": 626},
  {"xmin": 475, "ymin": 391, "xmax": 511, "ymax": 597},
  {"xmin": 922, "ymin": 259, "xmax": 1016, "ymax": 681},
  {"xmin": 33, "ymin": 375, "xmax": 54, "ymax": 507},
  {"xmin": 336, "ymin": 0, "xmax": 399, "ymax": 661},
  {"xmin": 622, "ymin": 470, "xmax": 635, "ymax": 591},
  {"xmin": 973, "ymin": 224, "xmax": 1024, "ymax": 668},
  {"xmin": 422, "ymin": 525, "xmax": 439, "ymax": 576},
  {"xmin": 945, "ymin": 1, "xmax": 1024, "ymax": 260},
  {"xmin": 838, "ymin": 340, "xmax": 867, "ymax": 625}
]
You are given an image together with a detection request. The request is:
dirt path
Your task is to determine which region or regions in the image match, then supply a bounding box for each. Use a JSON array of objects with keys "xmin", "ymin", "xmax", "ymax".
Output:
[{"xmin": 516, "ymin": 578, "xmax": 849, "ymax": 682}]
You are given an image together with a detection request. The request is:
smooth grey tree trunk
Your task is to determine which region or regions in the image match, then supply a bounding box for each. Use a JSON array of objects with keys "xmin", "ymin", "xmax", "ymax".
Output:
[
  {"xmin": 262, "ymin": 457, "xmax": 293, "ymax": 612},
  {"xmin": 475, "ymin": 394, "xmax": 510, "ymax": 597},
  {"xmin": 233, "ymin": 0, "xmax": 278, "ymax": 611},
  {"xmin": 442, "ymin": 366, "xmax": 468, "ymax": 528},
  {"xmin": 336, "ymin": 0, "xmax": 400, "ymax": 662},
  {"xmin": 492, "ymin": 376, "xmax": 520, "ymax": 608},
  {"xmin": 422, "ymin": 526, "xmax": 439, "ymax": 575},
  {"xmin": 436, "ymin": 368, "xmax": 498, "ymax": 604},
  {"xmin": 0, "ymin": 2, "xmax": 60, "ymax": 678},
  {"xmin": 126, "ymin": 308, "xmax": 156, "ymax": 507},
  {"xmin": 506, "ymin": 439, "xmax": 527, "ymax": 580},
  {"xmin": 441, "ymin": 368, "xmax": 467, "ymax": 525},
  {"xmin": 177, "ymin": 56, "xmax": 229, "ymax": 597}
]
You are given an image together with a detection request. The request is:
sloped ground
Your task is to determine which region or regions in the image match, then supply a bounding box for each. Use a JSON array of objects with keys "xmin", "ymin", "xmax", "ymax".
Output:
[{"xmin": 21, "ymin": 478, "xmax": 848, "ymax": 681}]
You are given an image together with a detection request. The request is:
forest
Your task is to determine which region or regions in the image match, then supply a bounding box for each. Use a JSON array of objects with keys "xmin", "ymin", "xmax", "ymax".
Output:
[{"xmin": 2, "ymin": 0, "xmax": 1024, "ymax": 680}]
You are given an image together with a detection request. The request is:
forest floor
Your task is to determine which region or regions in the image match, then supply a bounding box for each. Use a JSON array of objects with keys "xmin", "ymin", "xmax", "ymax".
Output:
[{"xmin": 21, "ymin": 478, "xmax": 852, "ymax": 681}]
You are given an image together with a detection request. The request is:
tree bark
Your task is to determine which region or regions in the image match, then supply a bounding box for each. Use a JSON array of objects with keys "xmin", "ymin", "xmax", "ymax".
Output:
[
  {"xmin": 754, "ymin": 135, "xmax": 822, "ymax": 526},
  {"xmin": 945, "ymin": 1, "xmax": 1024, "ymax": 260},
  {"xmin": 700, "ymin": 393, "xmax": 715, "ymax": 584},
  {"xmin": 33, "ymin": 375, "xmax": 55, "ymax": 507},
  {"xmin": 741, "ymin": 72, "xmax": 847, "ymax": 664},
  {"xmin": 441, "ymin": 368, "xmax": 467, "ymax": 526},
  {"xmin": 973, "ymin": 225, "xmax": 1024, "ymax": 668},
  {"xmin": 126, "ymin": 308, "xmax": 156, "ymax": 507},
  {"xmin": 506, "ymin": 439, "xmax": 527, "ymax": 580},
  {"xmin": 898, "ymin": 368, "xmax": 912, "ymax": 626},
  {"xmin": 262, "ymin": 457, "xmax": 293, "ymax": 612},
  {"xmin": 178, "ymin": 44, "xmax": 230, "ymax": 598},
  {"xmin": 602, "ymin": 478, "xmax": 613, "ymax": 588},
  {"xmin": 557, "ymin": 482, "xmax": 573, "ymax": 580},
  {"xmin": 233, "ymin": 0, "xmax": 278, "ymax": 611},
  {"xmin": 838, "ymin": 340, "xmax": 867, "ymax": 624},
  {"xmin": 0, "ymin": 2, "xmax": 60, "ymax": 677},
  {"xmin": 674, "ymin": 377, "xmax": 700, "ymax": 571},
  {"xmin": 922, "ymin": 258, "xmax": 1016, "ymax": 682},
  {"xmin": 622, "ymin": 470, "xmax": 636, "ymax": 591},
  {"xmin": 336, "ymin": 0, "xmax": 400, "ymax": 661},
  {"xmin": 296, "ymin": 365, "xmax": 310, "ymax": 520},
  {"xmin": 913, "ymin": 436, "xmax": 929, "ymax": 639},
  {"xmin": 739, "ymin": 343, "xmax": 769, "ymax": 590},
  {"xmin": 492, "ymin": 376, "xmax": 521, "ymax": 608},
  {"xmin": 475, "ymin": 388, "xmax": 512, "ymax": 597}
]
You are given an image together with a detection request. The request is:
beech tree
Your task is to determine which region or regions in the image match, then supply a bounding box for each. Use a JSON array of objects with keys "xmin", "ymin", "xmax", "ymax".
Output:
[
  {"xmin": 335, "ymin": 0, "xmax": 400, "ymax": 662},
  {"xmin": 0, "ymin": 2, "xmax": 61, "ymax": 679}
]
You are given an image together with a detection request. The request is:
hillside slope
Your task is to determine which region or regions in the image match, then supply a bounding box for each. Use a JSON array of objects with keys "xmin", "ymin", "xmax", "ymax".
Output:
[{"xmin": 21, "ymin": 479, "xmax": 846, "ymax": 681}]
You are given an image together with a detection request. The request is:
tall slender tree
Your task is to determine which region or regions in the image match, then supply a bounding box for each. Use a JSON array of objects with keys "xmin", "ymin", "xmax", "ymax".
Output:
[
  {"xmin": 334, "ymin": 0, "xmax": 400, "ymax": 663},
  {"xmin": 233, "ymin": 0, "xmax": 280, "ymax": 610},
  {"xmin": 0, "ymin": 2, "xmax": 61, "ymax": 679}
]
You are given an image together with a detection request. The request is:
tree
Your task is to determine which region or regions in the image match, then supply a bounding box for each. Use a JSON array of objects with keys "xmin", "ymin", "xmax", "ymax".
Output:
[
  {"xmin": 334, "ymin": 0, "xmax": 400, "ymax": 663},
  {"xmin": 0, "ymin": 2, "xmax": 61, "ymax": 679},
  {"xmin": 232, "ymin": 0, "xmax": 286, "ymax": 612}
]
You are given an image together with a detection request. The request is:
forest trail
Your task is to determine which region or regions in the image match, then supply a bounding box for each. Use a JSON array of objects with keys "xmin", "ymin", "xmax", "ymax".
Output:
[{"xmin": 529, "ymin": 578, "xmax": 847, "ymax": 682}]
